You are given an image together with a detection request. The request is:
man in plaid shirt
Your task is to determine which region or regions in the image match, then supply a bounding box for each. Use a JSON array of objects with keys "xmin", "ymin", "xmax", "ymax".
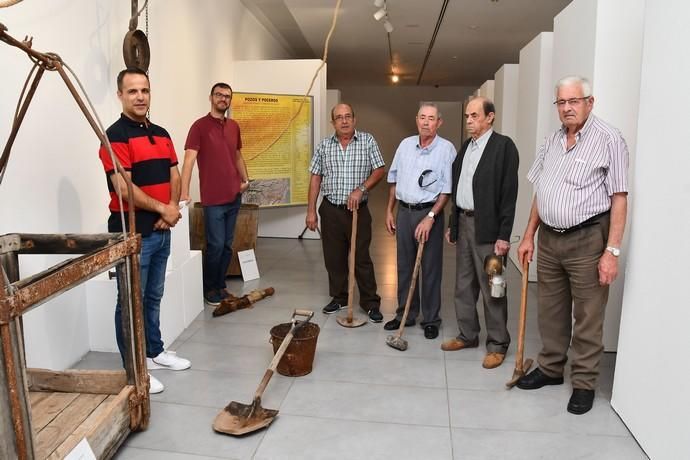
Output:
[{"xmin": 306, "ymin": 103, "xmax": 386, "ymax": 322}]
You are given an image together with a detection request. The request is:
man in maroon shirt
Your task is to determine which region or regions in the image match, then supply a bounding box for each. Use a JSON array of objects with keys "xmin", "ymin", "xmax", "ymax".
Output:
[{"xmin": 181, "ymin": 83, "xmax": 250, "ymax": 305}]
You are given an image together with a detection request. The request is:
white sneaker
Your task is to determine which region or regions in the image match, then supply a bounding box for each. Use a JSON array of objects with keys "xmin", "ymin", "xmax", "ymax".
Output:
[
  {"xmin": 147, "ymin": 350, "xmax": 192, "ymax": 371},
  {"xmin": 148, "ymin": 373, "xmax": 164, "ymax": 394}
]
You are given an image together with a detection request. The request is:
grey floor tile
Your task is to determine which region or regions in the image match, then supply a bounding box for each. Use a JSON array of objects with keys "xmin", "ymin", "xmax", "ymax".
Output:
[
  {"xmin": 149, "ymin": 368, "xmax": 292, "ymax": 410},
  {"xmin": 126, "ymin": 401, "xmax": 264, "ymax": 459},
  {"xmin": 114, "ymin": 446, "xmax": 225, "ymax": 459},
  {"xmin": 175, "ymin": 340, "xmax": 275, "ymax": 375},
  {"xmin": 451, "ymin": 428, "xmax": 647, "ymax": 460},
  {"xmin": 254, "ymin": 414, "xmax": 453, "ymax": 460},
  {"xmin": 303, "ymin": 351, "xmax": 446, "ymax": 388},
  {"xmin": 281, "ymin": 379, "xmax": 449, "ymax": 426},
  {"xmin": 448, "ymin": 388, "xmax": 631, "ymax": 436}
]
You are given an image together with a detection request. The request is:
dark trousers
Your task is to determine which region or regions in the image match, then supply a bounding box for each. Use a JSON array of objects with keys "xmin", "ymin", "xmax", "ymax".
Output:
[
  {"xmin": 319, "ymin": 200, "xmax": 380, "ymax": 309},
  {"xmin": 203, "ymin": 196, "xmax": 241, "ymax": 294},
  {"xmin": 115, "ymin": 230, "xmax": 170, "ymax": 361},
  {"xmin": 536, "ymin": 213, "xmax": 610, "ymax": 390},
  {"xmin": 454, "ymin": 214, "xmax": 510, "ymax": 353},
  {"xmin": 395, "ymin": 206, "xmax": 444, "ymax": 327}
]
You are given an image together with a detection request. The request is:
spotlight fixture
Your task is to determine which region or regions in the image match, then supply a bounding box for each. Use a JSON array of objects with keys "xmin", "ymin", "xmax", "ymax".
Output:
[
  {"xmin": 391, "ymin": 74, "xmax": 400, "ymax": 83},
  {"xmin": 374, "ymin": 0, "xmax": 385, "ymax": 7},
  {"xmin": 383, "ymin": 19, "xmax": 394, "ymax": 33},
  {"xmin": 374, "ymin": 8, "xmax": 387, "ymax": 21}
]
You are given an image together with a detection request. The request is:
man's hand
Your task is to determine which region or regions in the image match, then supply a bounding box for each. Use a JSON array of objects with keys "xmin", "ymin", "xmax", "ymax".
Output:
[
  {"xmin": 347, "ymin": 188, "xmax": 364, "ymax": 211},
  {"xmin": 598, "ymin": 251, "xmax": 619, "ymax": 285},
  {"xmin": 180, "ymin": 192, "xmax": 191, "ymax": 204},
  {"xmin": 240, "ymin": 181, "xmax": 250, "ymax": 193},
  {"xmin": 153, "ymin": 218, "xmax": 171, "ymax": 230},
  {"xmin": 160, "ymin": 202, "xmax": 182, "ymax": 227},
  {"xmin": 385, "ymin": 212, "xmax": 396, "ymax": 235},
  {"xmin": 517, "ymin": 238, "xmax": 534, "ymax": 266},
  {"xmin": 494, "ymin": 239, "xmax": 510, "ymax": 256},
  {"xmin": 445, "ymin": 228, "xmax": 456, "ymax": 245},
  {"xmin": 306, "ymin": 210, "xmax": 318, "ymax": 231},
  {"xmin": 414, "ymin": 216, "xmax": 434, "ymax": 243}
]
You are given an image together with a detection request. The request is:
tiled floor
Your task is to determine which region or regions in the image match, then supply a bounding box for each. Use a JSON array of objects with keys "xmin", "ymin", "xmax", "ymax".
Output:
[{"xmin": 78, "ymin": 190, "xmax": 647, "ymax": 459}]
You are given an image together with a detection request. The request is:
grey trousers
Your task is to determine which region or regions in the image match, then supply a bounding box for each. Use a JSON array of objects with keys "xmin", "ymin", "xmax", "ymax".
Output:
[
  {"xmin": 454, "ymin": 214, "xmax": 510, "ymax": 353},
  {"xmin": 536, "ymin": 213, "xmax": 610, "ymax": 390},
  {"xmin": 395, "ymin": 206, "xmax": 444, "ymax": 327}
]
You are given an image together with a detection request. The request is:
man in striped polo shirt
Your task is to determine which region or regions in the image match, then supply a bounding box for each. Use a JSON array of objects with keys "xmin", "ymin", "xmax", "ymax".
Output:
[
  {"xmin": 516, "ymin": 76, "xmax": 629, "ymax": 415},
  {"xmin": 306, "ymin": 103, "xmax": 386, "ymax": 322},
  {"xmin": 99, "ymin": 68, "xmax": 192, "ymax": 394}
]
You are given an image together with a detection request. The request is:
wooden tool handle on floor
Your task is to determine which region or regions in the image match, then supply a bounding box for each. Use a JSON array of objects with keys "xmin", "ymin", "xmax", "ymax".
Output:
[
  {"xmin": 397, "ymin": 239, "xmax": 425, "ymax": 337},
  {"xmin": 345, "ymin": 208, "xmax": 358, "ymax": 322},
  {"xmin": 516, "ymin": 259, "xmax": 529, "ymax": 371}
]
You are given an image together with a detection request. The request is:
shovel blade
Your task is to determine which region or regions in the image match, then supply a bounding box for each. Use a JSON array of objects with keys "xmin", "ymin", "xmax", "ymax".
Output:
[
  {"xmin": 385, "ymin": 334, "xmax": 408, "ymax": 351},
  {"xmin": 212, "ymin": 399, "xmax": 279, "ymax": 436},
  {"xmin": 505, "ymin": 358, "xmax": 535, "ymax": 389}
]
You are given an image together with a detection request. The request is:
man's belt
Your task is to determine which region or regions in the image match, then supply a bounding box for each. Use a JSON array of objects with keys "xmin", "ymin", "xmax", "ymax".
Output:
[
  {"xmin": 457, "ymin": 207, "xmax": 474, "ymax": 217},
  {"xmin": 398, "ymin": 200, "xmax": 435, "ymax": 210},
  {"xmin": 325, "ymin": 197, "xmax": 366, "ymax": 210},
  {"xmin": 541, "ymin": 211, "xmax": 610, "ymax": 235}
]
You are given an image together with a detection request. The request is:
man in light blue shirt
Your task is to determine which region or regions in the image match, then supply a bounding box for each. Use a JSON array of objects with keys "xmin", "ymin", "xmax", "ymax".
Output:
[{"xmin": 384, "ymin": 102, "xmax": 456, "ymax": 339}]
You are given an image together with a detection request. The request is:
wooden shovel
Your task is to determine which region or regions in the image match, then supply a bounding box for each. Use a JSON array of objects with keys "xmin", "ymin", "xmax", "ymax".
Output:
[{"xmin": 506, "ymin": 259, "xmax": 534, "ymax": 388}]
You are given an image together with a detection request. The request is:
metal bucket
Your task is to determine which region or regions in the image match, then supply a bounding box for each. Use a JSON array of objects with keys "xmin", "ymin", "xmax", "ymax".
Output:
[{"xmin": 269, "ymin": 322, "xmax": 320, "ymax": 376}]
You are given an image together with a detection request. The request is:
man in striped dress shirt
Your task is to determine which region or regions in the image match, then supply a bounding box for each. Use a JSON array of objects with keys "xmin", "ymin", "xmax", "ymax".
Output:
[
  {"xmin": 516, "ymin": 76, "xmax": 629, "ymax": 415},
  {"xmin": 306, "ymin": 103, "xmax": 386, "ymax": 322}
]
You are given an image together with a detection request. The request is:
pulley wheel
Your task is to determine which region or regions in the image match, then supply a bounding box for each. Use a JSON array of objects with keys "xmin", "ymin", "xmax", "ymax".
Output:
[{"xmin": 123, "ymin": 29, "xmax": 150, "ymax": 71}]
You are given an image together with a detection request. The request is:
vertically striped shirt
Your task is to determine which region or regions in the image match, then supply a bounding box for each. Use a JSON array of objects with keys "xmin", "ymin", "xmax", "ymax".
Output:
[
  {"xmin": 388, "ymin": 134, "xmax": 456, "ymax": 204},
  {"xmin": 527, "ymin": 114, "xmax": 629, "ymax": 228},
  {"xmin": 309, "ymin": 130, "xmax": 385, "ymax": 205}
]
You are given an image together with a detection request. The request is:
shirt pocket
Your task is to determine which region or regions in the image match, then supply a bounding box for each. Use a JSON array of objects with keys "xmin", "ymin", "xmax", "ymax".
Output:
[{"xmin": 565, "ymin": 158, "xmax": 593, "ymax": 189}]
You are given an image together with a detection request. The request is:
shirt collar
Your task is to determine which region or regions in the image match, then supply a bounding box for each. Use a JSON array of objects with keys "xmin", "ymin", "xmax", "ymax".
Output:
[
  {"xmin": 120, "ymin": 113, "xmax": 150, "ymax": 127},
  {"xmin": 560, "ymin": 113, "xmax": 595, "ymax": 138},
  {"xmin": 471, "ymin": 128, "xmax": 493, "ymax": 149},
  {"xmin": 330, "ymin": 129, "xmax": 359, "ymax": 143},
  {"xmin": 416, "ymin": 134, "xmax": 439, "ymax": 152},
  {"xmin": 205, "ymin": 112, "xmax": 226, "ymax": 124}
]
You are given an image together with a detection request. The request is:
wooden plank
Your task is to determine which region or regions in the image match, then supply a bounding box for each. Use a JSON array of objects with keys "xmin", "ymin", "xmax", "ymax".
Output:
[
  {"xmin": 31, "ymin": 392, "xmax": 79, "ymax": 433},
  {"xmin": 48, "ymin": 387, "xmax": 133, "ymax": 460},
  {"xmin": 34, "ymin": 393, "xmax": 107, "ymax": 459},
  {"xmin": 29, "ymin": 391, "xmax": 51, "ymax": 406},
  {"xmin": 27, "ymin": 369, "xmax": 127, "ymax": 395},
  {"xmin": 16, "ymin": 233, "xmax": 120, "ymax": 255}
]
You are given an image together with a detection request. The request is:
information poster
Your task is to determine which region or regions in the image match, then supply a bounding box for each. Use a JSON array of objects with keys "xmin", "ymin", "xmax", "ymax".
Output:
[{"xmin": 231, "ymin": 92, "xmax": 313, "ymax": 207}]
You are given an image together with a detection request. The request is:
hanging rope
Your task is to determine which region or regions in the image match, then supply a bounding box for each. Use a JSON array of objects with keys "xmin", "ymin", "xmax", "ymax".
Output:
[
  {"xmin": 243, "ymin": 0, "xmax": 342, "ymax": 161},
  {"xmin": 0, "ymin": 0, "xmax": 23, "ymax": 8}
]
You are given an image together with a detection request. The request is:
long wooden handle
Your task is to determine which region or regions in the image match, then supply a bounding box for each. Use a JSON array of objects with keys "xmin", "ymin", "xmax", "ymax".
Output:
[
  {"xmin": 397, "ymin": 240, "xmax": 425, "ymax": 338},
  {"xmin": 346, "ymin": 208, "xmax": 358, "ymax": 322},
  {"xmin": 254, "ymin": 327, "xmax": 296, "ymax": 399},
  {"xmin": 516, "ymin": 259, "xmax": 529, "ymax": 372}
]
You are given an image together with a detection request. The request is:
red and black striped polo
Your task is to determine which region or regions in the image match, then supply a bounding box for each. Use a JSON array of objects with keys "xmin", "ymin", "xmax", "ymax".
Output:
[{"xmin": 99, "ymin": 114, "xmax": 178, "ymax": 236}]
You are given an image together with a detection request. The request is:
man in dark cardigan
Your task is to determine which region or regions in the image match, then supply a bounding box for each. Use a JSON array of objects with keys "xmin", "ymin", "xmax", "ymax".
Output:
[{"xmin": 441, "ymin": 97, "xmax": 519, "ymax": 370}]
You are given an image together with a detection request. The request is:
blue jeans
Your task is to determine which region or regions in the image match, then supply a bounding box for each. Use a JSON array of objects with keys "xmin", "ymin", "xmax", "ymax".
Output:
[
  {"xmin": 203, "ymin": 197, "xmax": 241, "ymax": 294},
  {"xmin": 115, "ymin": 230, "xmax": 170, "ymax": 361}
]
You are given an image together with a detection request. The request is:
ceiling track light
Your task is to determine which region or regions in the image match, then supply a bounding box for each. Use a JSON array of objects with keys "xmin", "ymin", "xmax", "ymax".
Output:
[
  {"xmin": 374, "ymin": 0, "xmax": 385, "ymax": 7},
  {"xmin": 373, "ymin": 8, "xmax": 387, "ymax": 21},
  {"xmin": 383, "ymin": 19, "xmax": 394, "ymax": 33}
]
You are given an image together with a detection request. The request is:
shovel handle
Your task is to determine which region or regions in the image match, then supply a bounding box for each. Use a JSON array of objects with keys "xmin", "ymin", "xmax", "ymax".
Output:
[
  {"xmin": 345, "ymin": 208, "xmax": 358, "ymax": 322},
  {"xmin": 515, "ymin": 259, "xmax": 529, "ymax": 371},
  {"xmin": 397, "ymin": 239, "xmax": 425, "ymax": 338}
]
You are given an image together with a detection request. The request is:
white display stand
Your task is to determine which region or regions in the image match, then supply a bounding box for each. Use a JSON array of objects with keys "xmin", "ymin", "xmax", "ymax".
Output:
[
  {"xmin": 493, "ymin": 64, "xmax": 519, "ymax": 140},
  {"xmin": 478, "ymin": 80, "xmax": 495, "ymax": 101}
]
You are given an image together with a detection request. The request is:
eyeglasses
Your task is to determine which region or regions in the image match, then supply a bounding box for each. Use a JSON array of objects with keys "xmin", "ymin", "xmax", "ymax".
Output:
[
  {"xmin": 333, "ymin": 114, "xmax": 353, "ymax": 122},
  {"xmin": 213, "ymin": 92, "xmax": 232, "ymax": 100},
  {"xmin": 553, "ymin": 97, "xmax": 590, "ymax": 107},
  {"xmin": 418, "ymin": 169, "xmax": 438, "ymax": 188}
]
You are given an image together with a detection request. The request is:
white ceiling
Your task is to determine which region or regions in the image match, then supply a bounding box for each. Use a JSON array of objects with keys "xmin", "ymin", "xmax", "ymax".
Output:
[{"xmin": 242, "ymin": 0, "xmax": 572, "ymax": 87}]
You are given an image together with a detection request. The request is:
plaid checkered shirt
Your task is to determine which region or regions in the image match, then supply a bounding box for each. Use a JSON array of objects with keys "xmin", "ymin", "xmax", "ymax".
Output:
[{"xmin": 309, "ymin": 130, "xmax": 385, "ymax": 205}]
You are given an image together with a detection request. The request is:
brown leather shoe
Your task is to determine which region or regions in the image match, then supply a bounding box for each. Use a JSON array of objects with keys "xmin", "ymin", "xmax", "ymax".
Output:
[
  {"xmin": 482, "ymin": 352, "xmax": 506, "ymax": 369},
  {"xmin": 441, "ymin": 338, "xmax": 479, "ymax": 351}
]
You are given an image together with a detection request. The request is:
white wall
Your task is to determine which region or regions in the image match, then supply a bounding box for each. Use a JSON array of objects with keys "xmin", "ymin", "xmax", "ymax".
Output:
[
  {"xmin": 510, "ymin": 32, "xmax": 554, "ymax": 279},
  {"xmin": 493, "ymin": 64, "xmax": 519, "ymax": 140},
  {"xmin": 478, "ymin": 80, "xmax": 495, "ymax": 102},
  {"xmin": 232, "ymin": 59, "xmax": 327, "ymax": 239},
  {"xmin": 612, "ymin": 1, "xmax": 690, "ymax": 458},
  {"xmin": 551, "ymin": 0, "xmax": 644, "ymax": 350},
  {"xmin": 0, "ymin": 0, "xmax": 289, "ymax": 368}
]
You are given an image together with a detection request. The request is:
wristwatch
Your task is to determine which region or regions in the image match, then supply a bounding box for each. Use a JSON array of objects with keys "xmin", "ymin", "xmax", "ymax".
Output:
[
  {"xmin": 605, "ymin": 246, "xmax": 621, "ymax": 257},
  {"xmin": 427, "ymin": 211, "xmax": 435, "ymax": 220},
  {"xmin": 358, "ymin": 184, "xmax": 367, "ymax": 193}
]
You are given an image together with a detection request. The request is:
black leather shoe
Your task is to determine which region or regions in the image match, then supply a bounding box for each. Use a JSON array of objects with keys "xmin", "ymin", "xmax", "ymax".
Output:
[
  {"xmin": 567, "ymin": 389, "xmax": 595, "ymax": 415},
  {"xmin": 424, "ymin": 325, "xmax": 439, "ymax": 339},
  {"xmin": 516, "ymin": 368, "xmax": 564, "ymax": 390},
  {"xmin": 367, "ymin": 308, "xmax": 383, "ymax": 323},
  {"xmin": 322, "ymin": 300, "xmax": 345, "ymax": 314},
  {"xmin": 383, "ymin": 318, "xmax": 415, "ymax": 331}
]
